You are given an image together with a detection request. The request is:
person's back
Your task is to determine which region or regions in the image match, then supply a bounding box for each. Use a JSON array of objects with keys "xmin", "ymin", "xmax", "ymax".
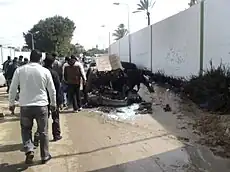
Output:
[
  {"xmin": 52, "ymin": 53, "xmax": 63, "ymax": 80},
  {"xmin": 63, "ymin": 55, "xmax": 86, "ymax": 111},
  {"xmin": 64, "ymin": 58, "xmax": 81, "ymax": 85},
  {"xmin": 6, "ymin": 59, "xmax": 18, "ymax": 80},
  {"xmin": 16, "ymin": 63, "xmax": 52, "ymax": 106},
  {"xmin": 3, "ymin": 56, "xmax": 11, "ymax": 73},
  {"xmin": 18, "ymin": 55, "xmax": 24, "ymax": 66},
  {"xmin": 39, "ymin": 54, "xmax": 62, "ymax": 141},
  {"xmin": 9, "ymin": 50, "xmax": 55, "ymax": 164},
  {"xmin": 52, "ymin": 60, "xmax": 62, "ymax": 80}
]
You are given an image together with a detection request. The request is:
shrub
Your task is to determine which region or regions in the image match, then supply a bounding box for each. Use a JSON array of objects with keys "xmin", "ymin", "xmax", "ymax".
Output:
[
  {"xmin": 151, "ymin": 61, "xmax": 230, "ymax": 114},
  {"xmin": 183, "ymin": 61, "xmax": 230, "ymax": 113}
]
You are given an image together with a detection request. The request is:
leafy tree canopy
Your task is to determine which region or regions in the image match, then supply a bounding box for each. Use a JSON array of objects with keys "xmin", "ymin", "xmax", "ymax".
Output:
[
  {"xmin": 136, "ymin": 0, "xmax": 155, "ymax": 25},
  {"xmin": 23, "ymin": 15, "xmax": 76, "ymax": 55},
  {"xmin": 68, "ymin": 43, "xmax": 86, "ymax": 56},
  {"xmin": 21, "ymin": 46, "xmax": 30, "ymax": 52},
  {"xmin": 86, "ymin": 47, "xmax": 107, "ymax": 56}
]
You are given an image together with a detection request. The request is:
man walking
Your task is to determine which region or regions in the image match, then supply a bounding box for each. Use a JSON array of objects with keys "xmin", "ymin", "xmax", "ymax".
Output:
[
  {"xmin": 52, "ymin": 53, "xmax": 62, "ymax": 80},
  {"xmin": 9, "ymin": 50, "xmax": 56, "ymax": 164},
  {"xmin": 6, "ymin": 57, "xmax": 18, "ymax": 94},
  {"xmin": 18, "ymin": 55, "xmax": 24, "ymax": 66},
  {"xmin": 63, "ymin": 55, "xmax": 86, "ymax": 112},
  {"xmin": 61, "ymin": 56, "xmax": 70, "ymax": 107},
  {"xmin": 2, "ymin": 56, "xmax": 12, "ymax": 93},
  {"xmin": 34, "ymin": 54, "xmax": 62, "ymax": 146},
  {"xmin": 2, "ymin": 56, "xmax": 11, "ymax": 76}
]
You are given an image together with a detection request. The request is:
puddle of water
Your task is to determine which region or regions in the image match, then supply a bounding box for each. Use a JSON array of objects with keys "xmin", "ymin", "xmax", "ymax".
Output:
[{"xmin": 104, "ymin": 104, "xmax": 140, "ymax": 121}]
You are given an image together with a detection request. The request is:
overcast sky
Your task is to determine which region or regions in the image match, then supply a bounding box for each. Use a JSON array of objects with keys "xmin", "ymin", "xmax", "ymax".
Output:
[{"xmin": 0, "ymin": 0, "xmax": 188, "ymax": 49}]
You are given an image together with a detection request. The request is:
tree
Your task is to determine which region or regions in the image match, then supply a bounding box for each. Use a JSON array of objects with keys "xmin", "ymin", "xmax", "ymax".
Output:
[
  {"xmin": 86, "ymin": 47, "xmax": 107, "ymax": 56},
  {"xmin": 14, "ymin": 47, "xmax": 20, "ymax": 52},
  {"xmin": 23, "ymin": 15, "xmax": 76, "ymax": 55},
  {"xmin": 69, "ymin": 43, "xmax": 85, "ymax": 56},
  {"xmin": 112, "ymin": 24, "xmax": 128, "ymax": 41},
  {"xmin": 188, "ymin": 0, "xmax": 199, "ymax": 7},
  {"xmin": 135, "ymin": 0, "xmax": 156, "ymax": 26},
  {"xmin": 21, "ymin": 46, "xmax": 30, "ymax": 52}
]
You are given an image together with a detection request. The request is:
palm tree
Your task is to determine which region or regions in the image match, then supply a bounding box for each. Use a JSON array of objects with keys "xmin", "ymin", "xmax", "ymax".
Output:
[
  {"xmin": 112, "ymin": 24, "xmax": 128, "ymax": 41},
  {"xmin": 188, "ymin": 0, "xmax": 198, "ymax": 7},
  {"xmin": 135, "ymin": 0, "xmax": 156, "ymax": 26}
]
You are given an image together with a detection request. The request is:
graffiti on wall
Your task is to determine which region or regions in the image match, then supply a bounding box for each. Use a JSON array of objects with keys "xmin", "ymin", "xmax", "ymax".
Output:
[{"xmin": 165, "ymin": 47, "xmax": 186, "ymax": 71}]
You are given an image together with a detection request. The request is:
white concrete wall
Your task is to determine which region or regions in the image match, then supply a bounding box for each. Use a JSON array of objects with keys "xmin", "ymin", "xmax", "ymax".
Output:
[
  {"xmin": 152, "ymin": 4, "xmax": 201, "ymax": 78},
  {"xmin": 119, "ymin": 36, "xmax": 129, "ymax": 62},
  {"xmin": 203, "ymin": 0, "xmax": 230, "ymax": 69},
  {"xmin": 15, "ymin": 52, "xmax": 31, "ymax": 59},
  {"xmin": 110, "ymin": 41, "xmax": 120, "ymax": 56},
  {"xmin": 131, "ymin": 26, "xmax": 152, "ymax": 70},
  {"xmin": 109, "ymin": 4, "xmax": 201, "ymax": 77},
  {"xmin": 0, "ymin": 48, "xmax": 45, "ymax": 67},
  {"xmin": 0, "ymin": 47, "xmax": 15, "ymax": 64}
]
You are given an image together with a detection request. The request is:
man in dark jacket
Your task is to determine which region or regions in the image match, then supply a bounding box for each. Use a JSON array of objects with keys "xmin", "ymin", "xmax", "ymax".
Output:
[
  {"xmin": 2, "ymin": 56, "xmax": 12, "ymax": 92},
  {"xmin": 63, "ymin": 55, "xmax": 86, "ymax": 112},
  {"xmin": 3, "ymin": 56, "xmax": 11, "ymax": 74},
  {"xmin": 34, "ymin": 54, "xmax": 62, "ymax": 146},
  {"xmin": 6, "ymin": 57, "xmax": 18, "ymax": 92},
  {"xmin": 18, "ymin": 55, "xmax": 24, "ymax": 66}
]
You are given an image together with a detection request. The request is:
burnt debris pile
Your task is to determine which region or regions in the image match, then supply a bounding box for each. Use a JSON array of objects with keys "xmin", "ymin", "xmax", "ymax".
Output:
[
  {"xmin": 85, "ymin": 57, "xmax": 154, "ymax": 108},
  {"xmin": 85, "ymin": 55, "xmax": 230, "ymax": 115}
]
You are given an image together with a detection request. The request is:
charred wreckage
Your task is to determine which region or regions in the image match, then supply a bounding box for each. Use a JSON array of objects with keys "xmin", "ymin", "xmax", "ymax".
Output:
[{"xmin": 83, "ymin": 55, "xmax": 155, "ymax": 107}]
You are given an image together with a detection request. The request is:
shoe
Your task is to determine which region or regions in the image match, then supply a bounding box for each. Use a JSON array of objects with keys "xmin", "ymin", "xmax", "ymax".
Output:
[
  {"xmin": 78, "ymin": 107, "xmax": 82, "ymax": 111},
  {"xmin": 42, "ymin": 154, "xmax": 52, "ymax": 164},
  {"xmin": 53, "ymin": 136, "xmax": 62, "ymax": 142},
  {"xmin": 73, "ymin": 109, "xmax": 79, "ymax": 113},
  {"xmin": 64, "ymin": 106, "xmax": 70, "ymax": 110},
  {"xmin": 25, "ymin": 151, "xmax": 34, "ymax": 164},
  {"xmin": 59, "ymin": 107, "xmax": 63, "ymax": 111}
]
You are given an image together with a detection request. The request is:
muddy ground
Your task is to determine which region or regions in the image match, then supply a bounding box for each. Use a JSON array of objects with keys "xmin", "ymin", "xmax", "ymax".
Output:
[{"xmin": 0, "ymin": 86, "xmax": 230, "ymax": 172}]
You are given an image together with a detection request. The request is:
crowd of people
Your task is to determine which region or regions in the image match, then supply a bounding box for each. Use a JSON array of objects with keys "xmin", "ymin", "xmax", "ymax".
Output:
[
  {"xmin": 2, "ymin": 55, "xmax": 29, "ymax": 93},
  {"xmin": 5, "ymin": 50, "xmax": 87, "ymax": 164}
]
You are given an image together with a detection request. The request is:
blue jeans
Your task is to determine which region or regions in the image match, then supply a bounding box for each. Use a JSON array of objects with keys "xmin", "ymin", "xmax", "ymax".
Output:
[{"xmin": 61, "ymin": 82, "xmax": 69, "ymax": 105}]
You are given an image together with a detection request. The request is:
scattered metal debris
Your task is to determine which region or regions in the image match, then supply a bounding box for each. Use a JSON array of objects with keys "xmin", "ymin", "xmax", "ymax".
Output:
[{"xmin": 163, "ymin": 104, "xmax": 172, "ymax": 112}]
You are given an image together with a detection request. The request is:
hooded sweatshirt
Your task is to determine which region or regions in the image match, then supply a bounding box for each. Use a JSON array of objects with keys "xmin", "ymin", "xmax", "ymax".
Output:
[{"xmin": 63, "ymin": 59, "xmax": 86, "ymax": 85}]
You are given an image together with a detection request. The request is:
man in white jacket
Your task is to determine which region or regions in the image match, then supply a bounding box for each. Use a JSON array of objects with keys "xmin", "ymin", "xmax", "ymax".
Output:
[{"xmin": 9, "ymin": 50, "xmax": 56, "ymax": 164}]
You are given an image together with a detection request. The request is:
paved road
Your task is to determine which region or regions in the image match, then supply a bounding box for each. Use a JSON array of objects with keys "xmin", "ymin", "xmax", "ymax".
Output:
[{"xmin": 0, "ymin": 87, "xmax": 229, "ymax": 172}]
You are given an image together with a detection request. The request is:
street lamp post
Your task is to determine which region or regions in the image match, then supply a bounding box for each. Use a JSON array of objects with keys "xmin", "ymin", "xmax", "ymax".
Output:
[
  {"xmin": 7, "ymin": 46, "xmax": 12, "ymax": 57},
  {"xmin": 0, "ymin": 45, "xmax": 3, "ymax": 64},
  {"xmin": 113, "ymin": 2, "xmax": 132, "ymax": 62},
  {"xmin": 101, "ymin": 25, "xmax": 111, "ymax": 55},
  {"xmin": 108, "ymin": 31, "xmax": 111, "ymax": 55},
  {"xmin": 113, "ymin": 2, "xmax": 130, "ymax": 34},
  {"xmin": 28, "ymin": 32, "xmax": 34, "ymax": 50}
]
